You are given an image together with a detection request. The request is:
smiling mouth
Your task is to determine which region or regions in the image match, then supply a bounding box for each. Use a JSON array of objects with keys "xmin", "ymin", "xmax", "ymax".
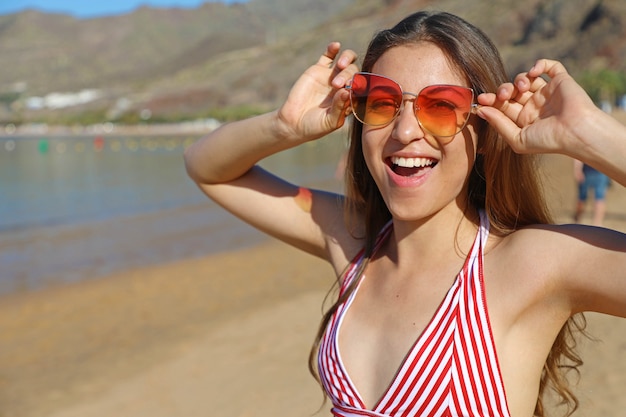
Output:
[{"xmin": 389, "ymin": 156, "xmax": 437, "ymax": 177}]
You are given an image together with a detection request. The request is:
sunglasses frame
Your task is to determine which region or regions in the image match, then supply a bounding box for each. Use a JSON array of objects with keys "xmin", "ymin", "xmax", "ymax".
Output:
[{"xmin": 345, "ymin": 72, "xmax": 479, "ymax": 138}]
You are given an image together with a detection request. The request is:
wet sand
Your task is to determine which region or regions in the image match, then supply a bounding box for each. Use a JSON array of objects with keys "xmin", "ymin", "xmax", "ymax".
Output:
[{"xmin": 1, "ymin": 120, "xmax": 625, "ymax": 417}]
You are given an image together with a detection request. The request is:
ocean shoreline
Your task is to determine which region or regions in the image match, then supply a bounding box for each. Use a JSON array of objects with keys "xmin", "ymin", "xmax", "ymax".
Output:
[
  {"xmin": 1, "ymin": 120, "xmax": 220, "ymax": 138},
  {"xmin": 0, "ymin": 128, "xmax": 346, "ymax": 297},
  {"xmin": 0, "ymin": 200, "xmax": 271, "ymax": 298}
]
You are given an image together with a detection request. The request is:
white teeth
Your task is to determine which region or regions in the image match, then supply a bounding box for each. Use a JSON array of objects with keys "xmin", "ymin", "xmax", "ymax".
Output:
[{"xmin": 391, "ymin": 156, "xmax": 434, "ymax": 168}]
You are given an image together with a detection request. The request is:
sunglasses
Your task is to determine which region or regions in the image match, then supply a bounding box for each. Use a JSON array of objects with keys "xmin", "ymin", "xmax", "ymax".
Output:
[{"xmin": 346, "ymin": 72, "xmax": 478, "ymax": 139}]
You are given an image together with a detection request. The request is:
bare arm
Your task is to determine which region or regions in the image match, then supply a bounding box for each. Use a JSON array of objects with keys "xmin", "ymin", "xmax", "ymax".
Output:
[
  {"xmin": 184, "ymin": 110, "xmax": 293, "ymax": 185},
  {"xmin": 183, "ymin": 43, "xmax": 361, "ymax": 266},
  {"xmin": 477, "ymin": 59, "xmax": 626, "ymax": 318},
  {"xmin": 526, "ymin": 225, "xmax": 626, "ymax": 318},
  {"xmin": 477, "ymin": 59, "xmax": 626, "ymax": 186},
  {"xmin": 185, "ymin": 42, "xmax": 357, "ymax": 185},
  {"xmin": 565, "ymin": 226, "xmax": 626, "ymax": 317}
]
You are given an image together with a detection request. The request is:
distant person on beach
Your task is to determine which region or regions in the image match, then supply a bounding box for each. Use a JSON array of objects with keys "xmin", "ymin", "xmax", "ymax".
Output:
[
  {"xmin": 185, "ymin": 11, "xmax": 626, "ymax": 417},
  {"xmin": 574, "ymin": 160, "xmax": 610, "ymax": 226}
]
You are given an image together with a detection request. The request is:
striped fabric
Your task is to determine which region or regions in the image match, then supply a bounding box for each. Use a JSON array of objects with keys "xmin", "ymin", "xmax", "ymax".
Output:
[{"xmin": 318, "ymin": 211, "xmax": 510, "ymax": 417}]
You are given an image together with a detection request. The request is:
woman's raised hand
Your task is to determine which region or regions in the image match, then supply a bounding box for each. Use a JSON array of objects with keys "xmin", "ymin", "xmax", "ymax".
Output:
[
  {"xmin": 476, "ymin": 59, "xmax": 599, "ymax": 155},
  {"xmin": 275, "ymin": 42, "xmax": 358, "ymax": 143},
  {"xmin": 478, "ymin": 58, "xmax": 626, "ymax": 186}
]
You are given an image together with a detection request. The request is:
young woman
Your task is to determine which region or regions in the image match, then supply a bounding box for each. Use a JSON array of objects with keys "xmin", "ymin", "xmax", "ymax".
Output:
[{"xmin": 184, "ymin": 11, "xmax": 626, "ymax": 417}]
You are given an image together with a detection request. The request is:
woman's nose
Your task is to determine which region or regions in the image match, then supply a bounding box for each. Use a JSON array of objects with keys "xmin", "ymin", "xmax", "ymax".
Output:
[{"xmin": 391, "ymin": 99, "xmax": 425, "ymax": 144}]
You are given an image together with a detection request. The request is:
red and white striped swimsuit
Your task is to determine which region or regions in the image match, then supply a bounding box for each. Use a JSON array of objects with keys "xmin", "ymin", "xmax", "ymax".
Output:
[{"xmin": 318, "ymin": 211, "xmax": 510, "ymax": 417}]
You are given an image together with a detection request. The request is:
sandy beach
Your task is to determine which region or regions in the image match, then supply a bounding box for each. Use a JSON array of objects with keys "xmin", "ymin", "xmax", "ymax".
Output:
[{"xmin": 1, "ymin": 128, "xmax": 626, "ymax": 416}]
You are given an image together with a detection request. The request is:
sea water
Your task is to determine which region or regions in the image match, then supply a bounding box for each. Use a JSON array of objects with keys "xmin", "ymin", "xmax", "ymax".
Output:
[{"xmin": 0, "ymin": 131, "xmax": 347, "ymax": 296}]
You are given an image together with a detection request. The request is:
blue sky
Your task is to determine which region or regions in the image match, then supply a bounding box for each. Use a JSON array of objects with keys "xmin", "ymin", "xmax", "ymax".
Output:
[{"xmin": 0, "ymin": 0, "xmax": 245, "ymax": 18}]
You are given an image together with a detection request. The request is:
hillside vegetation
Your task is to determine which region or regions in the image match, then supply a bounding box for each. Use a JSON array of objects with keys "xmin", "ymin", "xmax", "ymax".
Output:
[{"xmin": 0, "ymin": 0, "xmax": 625, "ymax": 125}]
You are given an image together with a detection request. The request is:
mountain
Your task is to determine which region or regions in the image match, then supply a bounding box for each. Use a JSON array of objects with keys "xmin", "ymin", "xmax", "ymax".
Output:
[{"xmin": 0, "ymin": 0, "xmax": 625, "ymax": 124}]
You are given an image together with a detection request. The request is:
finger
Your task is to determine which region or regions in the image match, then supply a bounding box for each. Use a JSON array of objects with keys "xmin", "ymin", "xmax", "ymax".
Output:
[
  {"xmin": 330, "ymin": 49, "xmax": 358, "ymax": 88},
  {"xmin": 331, "ymin": 63, "xmax": 358, "ymax": 89},
  {"xmin": 492, "ymin": 84, "xmax": 526, "ymax": 115},
  {"xmin": 479, "ymin": 85, "xmax": 526, "ymax": 123},
  {"xmin": 329, "ymin": 88, "xmax": 352, "ymax": 129},
  {"xmin": 317, "ymin": 41, "xmax": 341, "ymax": 67},
  {"xmin": 335, "ymin": 48, "xmax": 358, "ymax": 70},
  {"xmin": 514, "ymin": 72, "xmax": 547, "ymax": 96},
  {"xmin": 476, "ymin": 106, "xmax": 523, "ymax": 150},
  {"xmin": 494, "ymin": 81, "xmax": 532, "ymax": 106},
  {"xmin": 528, "ymin": 59, "xmax": 569, "ymax": 79},
  {"xmin": 509, "ymin": 88, "xmax": 537, "ymax": 107},
  {"xmin": 476, "ymin": 92, "xmax": 497, "ymax": 106},
  {"xmin": 495, "ymin": 82, "xmax": 516, "ymax": 102},
  {"xmin": 337, "ymin": 93, "xmax": 352, "ymax": 129}
]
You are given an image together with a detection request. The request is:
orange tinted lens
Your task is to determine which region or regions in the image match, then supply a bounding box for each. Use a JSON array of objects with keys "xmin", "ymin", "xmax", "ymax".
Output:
[
  {"xmin": 416, "ymin": 85, "xmax": 473, "ymax": 137},
  {"xmin": 350, "ymin": 73, "xmax": 402, "ymax": 126}
]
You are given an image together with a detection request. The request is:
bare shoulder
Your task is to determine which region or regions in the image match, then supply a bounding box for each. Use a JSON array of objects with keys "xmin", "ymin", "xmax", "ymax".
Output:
[
  {"xmin": 483, "ymin": 227, "xmax": 562, "ymax": 296},
  {"xmin": 312, "ymin": 188, "xmax": 368, "ymax": 276},
  {"xmin": 492, "ymin": 224, "xmax": 626, "ymax": 252},
  {"xmin": 200, "ymin": 165, "xmax": 366, "ymax": 274},
  {"xmin": 492, "ymin": 223, "xmax": 626, "ymax": 263},
  {"xmin": 486, "ymin": 223, "xmax": 626, "ymax": 316}
]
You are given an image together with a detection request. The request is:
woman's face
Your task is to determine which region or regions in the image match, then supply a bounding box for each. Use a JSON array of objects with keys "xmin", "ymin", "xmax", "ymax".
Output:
[{"xmin": 361, "ymin": 43, "xmax": 479, "ymax": 222}]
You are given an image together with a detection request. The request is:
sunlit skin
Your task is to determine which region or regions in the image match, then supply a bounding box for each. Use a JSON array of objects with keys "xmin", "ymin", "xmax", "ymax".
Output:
[
  {"xmin": 338, "ymin": 43, "xmax": 497, "ymax": 410},
  {"xmin": 361, "ymin": 43, "xmax": 478, "ymax": 224},
  {"xmin": 294, "ymin": 186, "xmax": 313, "ymax": 213},
  {"xmin": 184, "ymin": 37, "xmax": 626, "ymax": 417}
]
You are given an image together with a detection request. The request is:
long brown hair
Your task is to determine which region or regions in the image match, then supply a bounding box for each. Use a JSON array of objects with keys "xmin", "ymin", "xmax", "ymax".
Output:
[{"xmin": 309, "ymin": 11, "xmax": 585, "ymax": 417}]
